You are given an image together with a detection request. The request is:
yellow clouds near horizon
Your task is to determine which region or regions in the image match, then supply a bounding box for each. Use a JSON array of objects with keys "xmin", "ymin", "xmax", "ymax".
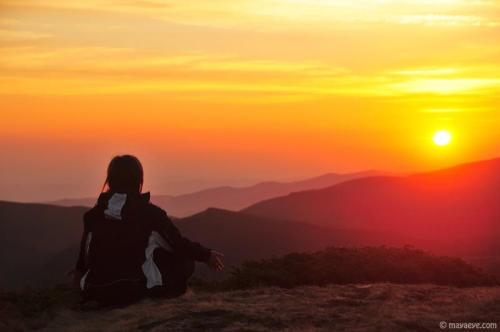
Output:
[{"xmin": 1, "ymin": 0, "xmax": 499, "ymax": 98}]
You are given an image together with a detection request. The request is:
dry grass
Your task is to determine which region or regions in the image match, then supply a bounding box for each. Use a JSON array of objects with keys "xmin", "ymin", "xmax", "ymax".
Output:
[{"xmin": 3, "ymin": 284, "xmax": 498, "ymax": 332}]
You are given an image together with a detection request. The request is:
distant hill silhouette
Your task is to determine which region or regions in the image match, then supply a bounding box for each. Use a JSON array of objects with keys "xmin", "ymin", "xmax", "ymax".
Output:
[
  {"xmin": 174, "ymin": 208, "xmax": 398, "ymax": 270},
  {"xmin": 0, "ymin": 201, "xmax": 85, "ymax": 289},
  {"xmin": 243, "ymin": 158, "xmax": 500, "ymax": 258},
  {"xmin": 47, "ymin": 171, "xmax": 378, "ymax": 217}
]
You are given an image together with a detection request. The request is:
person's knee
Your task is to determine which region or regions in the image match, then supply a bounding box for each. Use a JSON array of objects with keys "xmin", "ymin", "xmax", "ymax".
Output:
[{"xmin": 154, "ymin": 249, "xmax": 194, "ymax": 279}]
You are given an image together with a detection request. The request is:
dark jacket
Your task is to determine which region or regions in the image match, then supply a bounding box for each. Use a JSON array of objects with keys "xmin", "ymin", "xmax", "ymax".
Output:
[{"xmin": 75, "ymin": 191, "xmax": 211, "ymax": 288}]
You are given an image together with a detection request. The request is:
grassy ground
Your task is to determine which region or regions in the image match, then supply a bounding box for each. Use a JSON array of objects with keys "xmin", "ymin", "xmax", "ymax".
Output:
[{"xmin": 3, "ymin": 284, "xmax": 499, "ymax": 331}]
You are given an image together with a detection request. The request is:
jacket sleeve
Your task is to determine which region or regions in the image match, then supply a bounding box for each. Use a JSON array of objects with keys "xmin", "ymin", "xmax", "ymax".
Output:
[
  {"xmin": 75, "ymin": 213, "xmax": 90, "ymax": 273},
  {"xmin": 155, "ymin": 210, "xmax": 212, "ymax": 262}
]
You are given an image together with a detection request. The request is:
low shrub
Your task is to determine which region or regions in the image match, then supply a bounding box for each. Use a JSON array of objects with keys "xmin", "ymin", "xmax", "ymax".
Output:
[{"xmin": 195, "ymin": 246, "xmax": 498, "ymax": 291}]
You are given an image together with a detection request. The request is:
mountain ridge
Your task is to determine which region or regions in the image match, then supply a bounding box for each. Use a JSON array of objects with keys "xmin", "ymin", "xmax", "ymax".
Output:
[
  {"xmin": 44, "ymin": 170, "xmax": 379, "ymax": 217},
  {"xmin": 242, "ymin": 158, "xmax": 500, "ymax": 258}
]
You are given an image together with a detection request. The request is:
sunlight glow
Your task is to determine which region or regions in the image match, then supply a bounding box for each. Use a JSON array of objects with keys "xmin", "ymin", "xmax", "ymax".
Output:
[
  {"xmin": 433, "ymin": 130, "xmax": 452, "ymax": 147},
  {"xmin": 1, "ymin": 0, "xmax": 499, "ymax": 185}
]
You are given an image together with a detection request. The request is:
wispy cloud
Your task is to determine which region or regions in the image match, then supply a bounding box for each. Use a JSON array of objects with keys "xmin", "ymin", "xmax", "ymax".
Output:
[
  {"xmin": 391, "ymin": 68, "xmax": 463, "ymax": 76},
  {"xmin": 421, "ymin": 108, "xmax": 464, "ymax": 113},
  {"xmin": 1, "ymin": 1, "xmax": 499, "ymax": 101},
  {"xmin": 0, "ymin": 29, "xmax": 51, "ymax": 42},
  {"xmin": 0, "ymin": 47, "xmax": 358, "ymax": 97},
  {"xmin": 388, "ymin": 78, "xmax": 500, "ymax": 95},
  {"xmin": 385, "ymin": 65, "xmax": 500, "ymax": 95},
  {"xmin": 1, "ymin": 45, "xmax": 498, "ymax": 99},
  {"xmin": 394, "ymin": 14, "xmax": 499, "ymax": 27},
  {"xmin": 3, "ymin": 0, "xmax": 500, "ymax": 28}
]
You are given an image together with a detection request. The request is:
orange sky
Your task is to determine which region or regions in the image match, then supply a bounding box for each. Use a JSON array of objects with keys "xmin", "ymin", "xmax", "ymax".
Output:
[{"xmin": 1, "ymin": 0, "xmax": 499, "ymax": 201}]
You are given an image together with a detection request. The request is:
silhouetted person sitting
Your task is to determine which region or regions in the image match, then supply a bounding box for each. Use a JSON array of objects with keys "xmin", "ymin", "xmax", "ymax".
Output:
[{"xmin": 71, "ymin": 155, "xmax": 224, "ymax": 306}]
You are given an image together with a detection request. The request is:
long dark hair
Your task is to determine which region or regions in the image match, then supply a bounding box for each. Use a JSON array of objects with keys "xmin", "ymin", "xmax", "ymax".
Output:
[{"xmin": 102, "ymin": 155, "xmax": 144, "ymax": 194}]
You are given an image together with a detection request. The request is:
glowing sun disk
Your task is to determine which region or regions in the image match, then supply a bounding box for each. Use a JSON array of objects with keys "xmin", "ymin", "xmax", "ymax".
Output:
[{"xmin": 433, "ymin": 130, "xmax": 452, "ymax": 146}]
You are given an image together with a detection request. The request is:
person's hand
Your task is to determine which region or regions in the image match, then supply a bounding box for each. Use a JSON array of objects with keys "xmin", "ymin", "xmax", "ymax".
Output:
[
  {"xmin": 206, "ymin": 250, "xmax": 224, "ymax": 271},
  {"xmin": 66, "ymin": 268, "xmax": 83, "ymax": 289}
]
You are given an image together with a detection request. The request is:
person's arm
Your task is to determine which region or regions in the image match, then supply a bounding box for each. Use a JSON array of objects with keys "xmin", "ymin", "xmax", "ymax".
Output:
[{"xmin": 155, "ymin": 210, "xmax": 212, "ymax": 262}]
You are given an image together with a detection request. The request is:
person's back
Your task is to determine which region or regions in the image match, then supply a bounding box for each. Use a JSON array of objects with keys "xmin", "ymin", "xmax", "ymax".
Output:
[
  {"xmin": 73, "ymin": 155, "xmax": 224, "ymax": 306},
  {"xmin": 78, "ymin": 191, "xmax": 151, "ymax": 304}
]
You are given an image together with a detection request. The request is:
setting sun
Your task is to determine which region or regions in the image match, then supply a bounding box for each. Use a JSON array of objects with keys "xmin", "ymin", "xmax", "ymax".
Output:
[
  {"xmin": 433, "ymin": 130, "xmax": 452, "ymax": 147},
  {"xmin": 1, "ymin": 0, "xmax": 499, "ymax": 201}
]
